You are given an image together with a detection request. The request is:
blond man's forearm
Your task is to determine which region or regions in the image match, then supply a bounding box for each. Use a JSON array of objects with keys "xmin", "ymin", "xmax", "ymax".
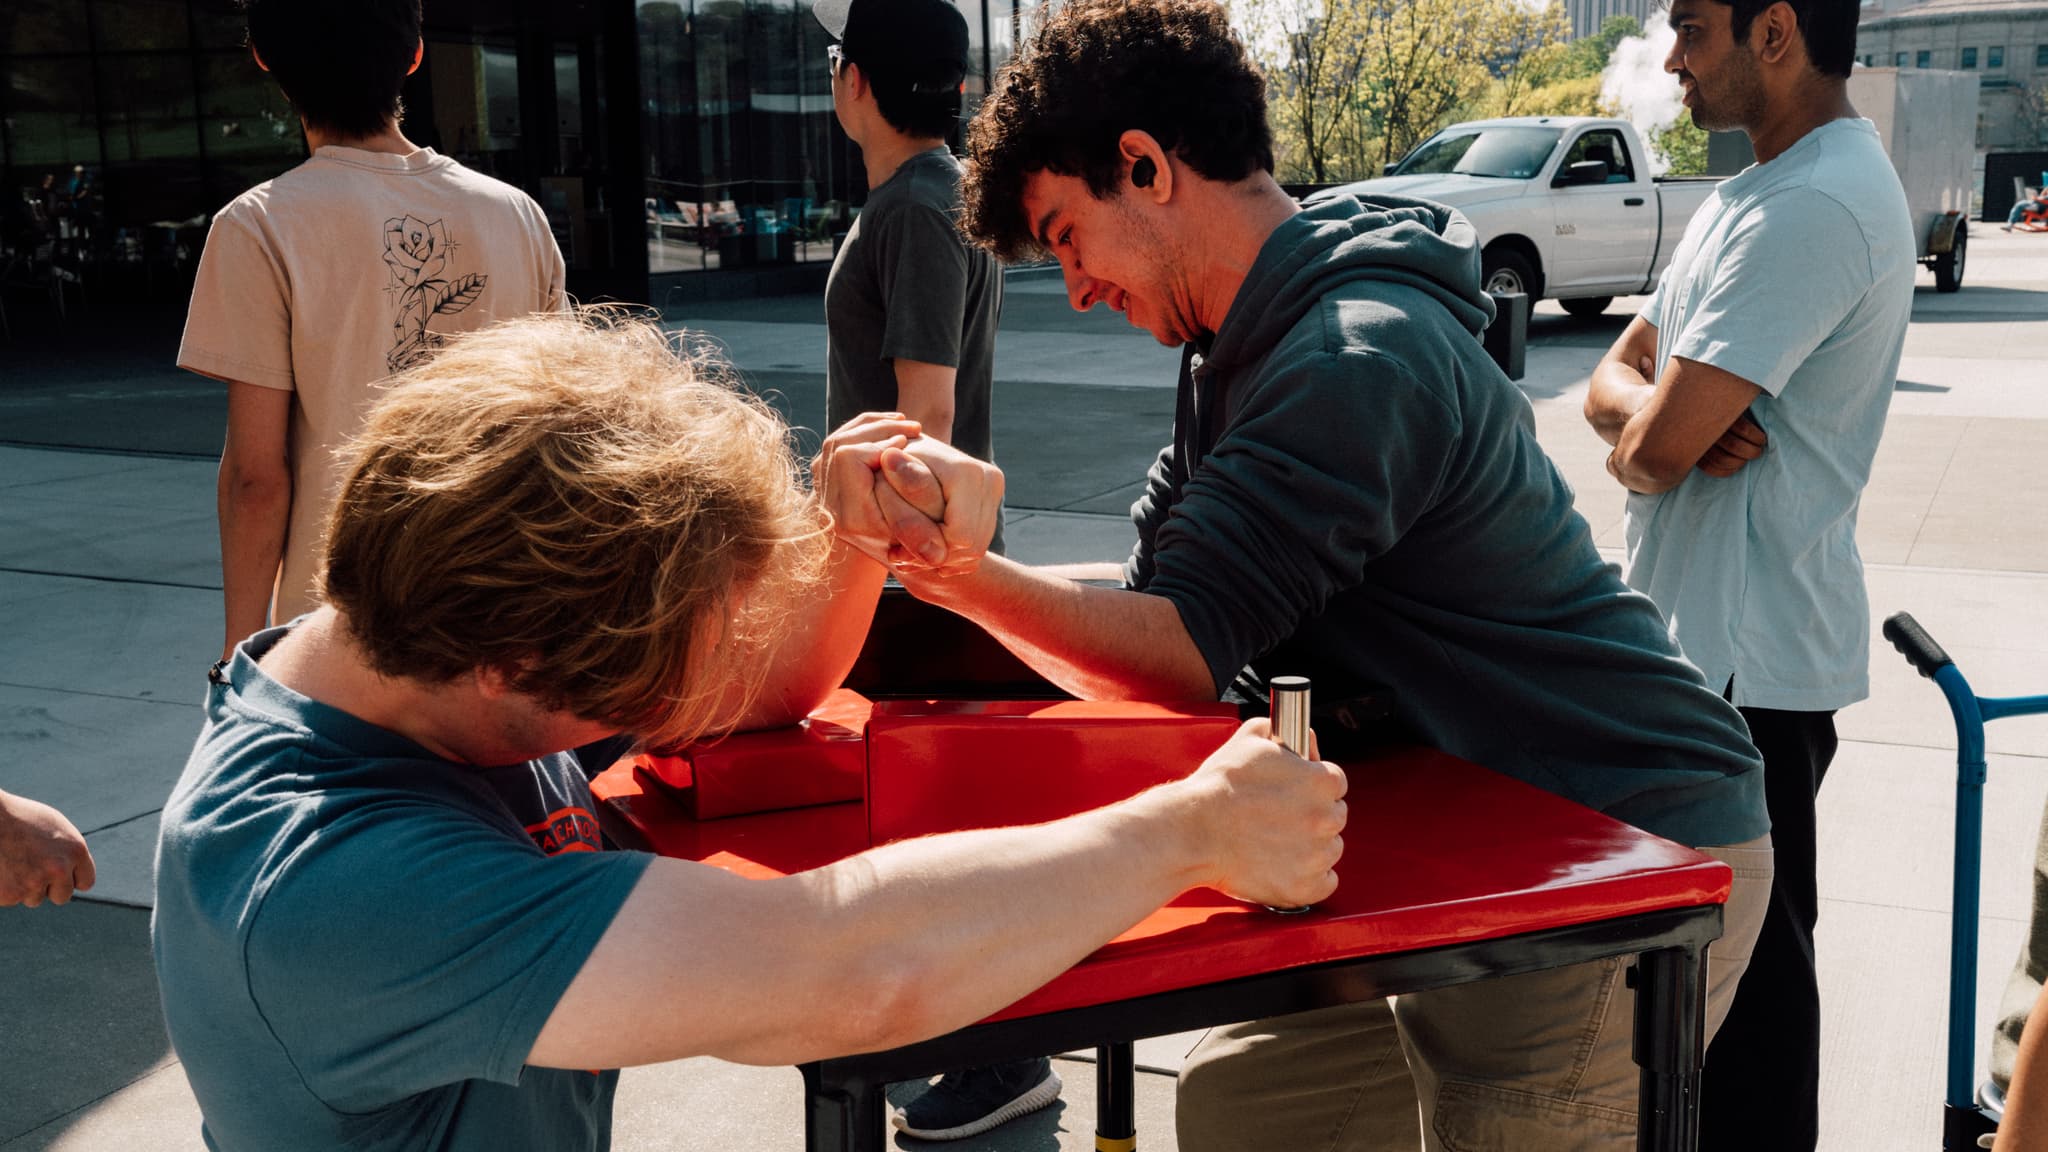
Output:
[{"xmin": 730, "ymin": 538, "xmax": 886, "ymax": 731}]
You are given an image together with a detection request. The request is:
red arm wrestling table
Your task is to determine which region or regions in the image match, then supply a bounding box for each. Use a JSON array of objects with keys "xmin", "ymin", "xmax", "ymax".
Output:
[{"xmin": 592, "ymin": 693, "xmax": 1731, "ymax": 1152}]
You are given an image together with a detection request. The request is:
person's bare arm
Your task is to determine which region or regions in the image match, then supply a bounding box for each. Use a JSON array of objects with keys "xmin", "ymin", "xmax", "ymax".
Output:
[
  {"xmin": 1037, "ymin": 561, "xmax": 1126, "ymax": 582},
  {"xmin": 528, "ymin": 719, "xmax": 1345, "ymax": 1069},
  {"xmin": 847, "ymin": 446, "xmax": 1212, "ymax": 701},
  {"xmin": 217, "ymin": 381, "xmax": 294, "ymax": 661},
  {"xmin": 1585, "ymin": 317, "xmax": 1768, "ymax": 496},
  {"xmin": 902, "ymin": 557, "xmax": 1214, "ymax": 701},
  {"xmin": 892, "ymin": 358, "xmax": 957, "ymax": 445},
  {"xmin": 1585, "ymin": 316, "xmax": 1662, "ymax": 448},
  {"xmin": 721, "ymin": 415, "xmax": 922, "ymax": 732},
  {"xmin": 1997, "ymin": 978, "xmax": 2048, "ymax": 1151},
  {"xmin": 724, "ymin": 414, "xmax": 1009, "ymax": 731},
  {"xmin": 0, "ymin": 790, "xmax": 97, "ymax": 908}
]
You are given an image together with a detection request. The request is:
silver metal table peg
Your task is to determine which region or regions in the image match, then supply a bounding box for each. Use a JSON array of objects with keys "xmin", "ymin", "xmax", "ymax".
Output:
[{"xmin": 1266, "ymin": 675, "xmax": 1316, "ymax": 915}]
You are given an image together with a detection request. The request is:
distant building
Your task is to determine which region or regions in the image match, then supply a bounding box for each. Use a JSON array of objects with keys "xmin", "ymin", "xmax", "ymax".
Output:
[
  {"xmin": 1856, "ymin": 0, "xmax": 2048, "ymax": 149},
  {"xmin": 1566, "ymin": 0, "xmax": 1661, "ymax": 39}
]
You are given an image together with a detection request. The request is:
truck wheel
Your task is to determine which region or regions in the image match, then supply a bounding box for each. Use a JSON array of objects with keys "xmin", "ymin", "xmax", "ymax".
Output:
[
  {"xmin": 1933, "ymin": 222, "xmax": 1966, "ymax": 293},
  {"xmin": 1561, "ymin": 296, "xmax": 1614, "ymax": 319},
  {"xmin": 1482, "ymin": 248, "xmax": 1538, "ymax": 301}
]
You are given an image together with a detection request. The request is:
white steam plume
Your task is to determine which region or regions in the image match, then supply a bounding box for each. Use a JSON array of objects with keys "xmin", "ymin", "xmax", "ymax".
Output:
[{"xmin": 1600, "ymin": 21, "xmax": 1683, "ymax": 176}]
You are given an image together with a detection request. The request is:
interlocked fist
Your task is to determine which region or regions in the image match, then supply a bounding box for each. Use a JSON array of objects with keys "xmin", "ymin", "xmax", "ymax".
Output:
[{"xmin": 813, "ymin": 413, "xmax": 1004, "ymax": 577}]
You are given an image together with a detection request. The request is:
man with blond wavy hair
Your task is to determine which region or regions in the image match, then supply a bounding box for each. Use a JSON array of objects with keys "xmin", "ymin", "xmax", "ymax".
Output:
[{"xmin": 150, "ymin": 310, "xmax": 1348, "ymax": 1152}]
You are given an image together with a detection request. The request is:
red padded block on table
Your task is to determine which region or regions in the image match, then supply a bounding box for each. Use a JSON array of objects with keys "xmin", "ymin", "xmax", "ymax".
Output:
[
  {"xmin": 633, "ymin": 689, "xmax": 871, "ymax": 820},
  {"xmin": 866, "ymin": 700, "xmax": 1240, "ymax": 846},
  {"xmin": 594, "ymin": 760, "xmax": 868, "ymax": 878}
]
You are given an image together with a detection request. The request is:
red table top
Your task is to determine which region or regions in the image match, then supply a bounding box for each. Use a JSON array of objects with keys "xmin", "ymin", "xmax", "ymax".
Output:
[{"xmin": 592, "ymin": 746, "xmax": 1730, "ymax": 1023}]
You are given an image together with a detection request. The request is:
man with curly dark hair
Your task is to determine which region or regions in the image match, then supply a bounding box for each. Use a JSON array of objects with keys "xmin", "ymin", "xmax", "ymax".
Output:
[{"xmin": 854, "ymin": 1, "xmax": 1778, "ymax": 1147}]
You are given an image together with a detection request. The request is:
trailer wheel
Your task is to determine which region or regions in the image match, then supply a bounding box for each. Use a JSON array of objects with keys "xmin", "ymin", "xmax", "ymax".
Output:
[
  {"xmin": 1561, "ymin": 296, "xmax": 1614, "ymax": 319},
  {"xmin": 1933, "ymin": 222, "xmax": 1966, "ymax": 293},
  {"xmin": 1481, "ymin": 248, "xmax": 1539, "ymax": 301}
]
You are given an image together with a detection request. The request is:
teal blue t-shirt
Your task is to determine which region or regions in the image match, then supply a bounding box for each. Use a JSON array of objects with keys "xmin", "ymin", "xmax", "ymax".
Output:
[{"xmin": 153, "ymin": 625, "xmax": 653, "ymax": 1151}]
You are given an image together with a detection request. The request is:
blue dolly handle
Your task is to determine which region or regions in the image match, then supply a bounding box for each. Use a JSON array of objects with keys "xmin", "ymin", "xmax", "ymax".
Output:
[{"xmin": 1883, "ymin": 612, "xmax": 2048, "ymax": 1150}]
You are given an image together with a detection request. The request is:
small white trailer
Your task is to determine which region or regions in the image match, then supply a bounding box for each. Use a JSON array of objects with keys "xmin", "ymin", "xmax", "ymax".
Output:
[{"xmin": 1848, "ymin": 66, "xmax": 1980, "ymax": 292}]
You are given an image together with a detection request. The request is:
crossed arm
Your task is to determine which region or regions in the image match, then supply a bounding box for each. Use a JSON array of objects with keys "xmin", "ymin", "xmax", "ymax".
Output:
[{"xmin": 1585, "ymin": 316, "xmax": 1769, "ymax": 495}]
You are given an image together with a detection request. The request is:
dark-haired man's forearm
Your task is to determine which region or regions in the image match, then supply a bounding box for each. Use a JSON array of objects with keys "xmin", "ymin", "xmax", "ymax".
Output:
[{"xmin": 895, "ymin": 557, "xmax": 1214, "ymax": 702}]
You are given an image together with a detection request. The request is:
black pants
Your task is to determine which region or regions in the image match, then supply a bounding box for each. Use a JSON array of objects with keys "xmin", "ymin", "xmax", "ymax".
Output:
[{"xmin": 1700, "ymin": 706, "xmax": 1838, "ymax": 1152}]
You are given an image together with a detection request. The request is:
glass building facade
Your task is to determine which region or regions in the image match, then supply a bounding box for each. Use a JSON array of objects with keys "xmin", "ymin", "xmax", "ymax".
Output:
[
  {"xmin": 637, "ymin": 0, "xmax": 1030, "ymax": 285},
  {"xmin": 0, "ymin": 0, "xmax": 1032, "ymax": 313}
]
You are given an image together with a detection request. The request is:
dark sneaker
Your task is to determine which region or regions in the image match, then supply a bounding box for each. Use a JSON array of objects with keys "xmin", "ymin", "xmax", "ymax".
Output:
[{"xmin": 891, "ymin": 1057, "xmax": 1063, "ymax": 1141}]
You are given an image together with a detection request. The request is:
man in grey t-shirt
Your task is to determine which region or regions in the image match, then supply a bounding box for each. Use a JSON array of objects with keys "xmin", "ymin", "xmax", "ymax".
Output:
[{"xmin": 821, "ymin": 0, "xmax": 1005, "ymax": 555}]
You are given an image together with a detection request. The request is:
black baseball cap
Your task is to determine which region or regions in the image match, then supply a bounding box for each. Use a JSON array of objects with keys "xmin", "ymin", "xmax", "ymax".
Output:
[{"xmin": 814, "ymin": 0, "xmax": 970, "ymax": 94}]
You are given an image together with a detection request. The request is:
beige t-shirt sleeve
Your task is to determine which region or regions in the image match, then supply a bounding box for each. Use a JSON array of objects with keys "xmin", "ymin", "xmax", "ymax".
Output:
[{"xmin": 178, "ymin": 209, "xmax": 296, "ymax": 392}]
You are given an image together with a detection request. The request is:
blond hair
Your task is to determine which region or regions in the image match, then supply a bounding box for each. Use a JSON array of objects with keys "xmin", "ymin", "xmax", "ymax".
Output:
[{"xmin": 320, "ymin": 307, "xmax": 829, "ymax": 748}]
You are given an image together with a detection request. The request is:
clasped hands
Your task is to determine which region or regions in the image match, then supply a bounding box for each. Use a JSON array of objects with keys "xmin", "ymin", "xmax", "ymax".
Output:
[{"xmin": 814, "ymin": 413, "xmax": 1004, "ymax": 577}]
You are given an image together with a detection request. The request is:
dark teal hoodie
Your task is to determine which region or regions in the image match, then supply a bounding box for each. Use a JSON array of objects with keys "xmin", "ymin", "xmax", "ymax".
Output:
[{"xmin": 1124, "ymin": 194, "xmax": 1768, "ymax": 848}]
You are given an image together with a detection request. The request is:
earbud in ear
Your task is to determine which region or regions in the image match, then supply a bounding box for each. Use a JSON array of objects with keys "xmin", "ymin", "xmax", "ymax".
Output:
[{"xmin": 1131, "ymin": 157, "xmax": 1156, "ymax": 189}]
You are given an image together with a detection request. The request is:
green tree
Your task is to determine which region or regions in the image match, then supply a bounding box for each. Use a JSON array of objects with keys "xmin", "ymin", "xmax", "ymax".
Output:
[
  {"xmin": 1231, "ymin": 0, "xmax": 1377, "ymax": 182},
  {"xmin": 1498, "ymin": 12, "xmax": 1639, "ymax": 118},
  {"xmin": 1563, "ymin": 15, "xmax": 1644, "ymax": 80},
  {"xmin": 1234, "ymin": 0, "xmax": 1575, "ymax": 181},
  {"xmin": 1653, "ymin": 119, "xmax": 1711, "ymax": 175}
]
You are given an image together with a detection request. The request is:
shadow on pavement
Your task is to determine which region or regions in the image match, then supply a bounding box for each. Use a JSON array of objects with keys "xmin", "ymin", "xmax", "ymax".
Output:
[{"xmin": 0, "ymin": 900, "xmax": 184, "ymax": 1146}]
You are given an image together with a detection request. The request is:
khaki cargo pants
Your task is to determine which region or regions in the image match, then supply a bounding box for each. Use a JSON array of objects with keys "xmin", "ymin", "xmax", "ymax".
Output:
[{"xmin": 1176, "ymin": 835, "xmax": 1774, "ymax": 1152}]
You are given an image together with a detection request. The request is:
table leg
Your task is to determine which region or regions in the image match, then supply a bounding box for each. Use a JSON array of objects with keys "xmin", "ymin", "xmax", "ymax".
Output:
[
  {"xmin": 801, "ymin": 1063, "xmax": 888, "ymax": 1152},
  {"xmin": 1631, "ymin": 944, "xmax": 1709, "ymax": 1152},
  {"xmin": 1097, "ymin": 1041, "xmax": 1137, "ymax": 1151}
]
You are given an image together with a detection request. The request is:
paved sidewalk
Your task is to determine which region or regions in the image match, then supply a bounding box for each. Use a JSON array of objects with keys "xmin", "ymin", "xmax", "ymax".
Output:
[{"xmin": 3, "ymin": 232, "xmax": 2047, "ymax": 1150}]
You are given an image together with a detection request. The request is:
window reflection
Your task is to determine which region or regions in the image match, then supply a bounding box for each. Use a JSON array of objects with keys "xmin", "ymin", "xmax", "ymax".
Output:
[
  {"xmin": 92, "ymin": 0, "xmax": 194, "ymax": 51},
  {"xmin": 641, "ymin": 0, "xmax": 1009, "ymax": 277},
  {"xmin": 2, "ymin": 0, "xmax": 1021, "ymax": 306},
  {"xmin": 2, "ymin": 0, "xmax": 92, "ymax": 54},
  {"xmin": 423, "ymin": 41, "xmax": 524, "ymax": 185}
]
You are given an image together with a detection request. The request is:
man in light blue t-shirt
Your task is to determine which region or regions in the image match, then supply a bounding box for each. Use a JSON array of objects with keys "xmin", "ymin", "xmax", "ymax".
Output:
[{"xmin": 1585, "ymin": 0, "xmax": 1914, "ymax": 1146}]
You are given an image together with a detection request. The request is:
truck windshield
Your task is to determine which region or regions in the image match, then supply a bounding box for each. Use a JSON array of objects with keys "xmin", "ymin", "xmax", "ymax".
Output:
[{"xmin": 1392, "ymin": 127, "xmax": 1564, "ymax": 179}]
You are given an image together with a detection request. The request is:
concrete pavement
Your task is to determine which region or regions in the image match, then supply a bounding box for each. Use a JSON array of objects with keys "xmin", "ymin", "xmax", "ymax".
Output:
[{"xmin": 2, "ymin": 230, "xmax": 2046, "ymax": 1150}]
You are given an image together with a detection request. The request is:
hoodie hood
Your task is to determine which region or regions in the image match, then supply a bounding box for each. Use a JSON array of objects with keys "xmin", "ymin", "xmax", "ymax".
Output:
[{"xmin": 1207, "ymin": 194, "xmax": 1495, "ymax": 376}]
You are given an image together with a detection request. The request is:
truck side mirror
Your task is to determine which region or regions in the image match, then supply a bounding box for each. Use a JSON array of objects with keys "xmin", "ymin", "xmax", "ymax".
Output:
[
  {"xmin": 1383, "ymin": 163, "xmax": 1401, "ymax": 176},
  {"xmin": 1556, "ymin": 160, "xmax": 1611, "ymax": 187}
]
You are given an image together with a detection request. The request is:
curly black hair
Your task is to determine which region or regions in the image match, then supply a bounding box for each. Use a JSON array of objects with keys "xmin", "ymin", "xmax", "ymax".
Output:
[{"xmin": 962, "ymin": 0, "xmax": 1273, "ymax": 262}]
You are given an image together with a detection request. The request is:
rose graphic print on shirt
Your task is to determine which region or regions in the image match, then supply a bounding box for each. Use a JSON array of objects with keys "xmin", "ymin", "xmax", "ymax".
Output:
[{"xmin": 383, "ymin": 214, "xmax": 488, "ymax": 373}]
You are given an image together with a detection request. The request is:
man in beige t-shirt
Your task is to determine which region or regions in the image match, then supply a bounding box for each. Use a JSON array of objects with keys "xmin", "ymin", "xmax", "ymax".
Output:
[{"xmin": 181, "ymin": 0, "xmax": 564, "ymax": 661}]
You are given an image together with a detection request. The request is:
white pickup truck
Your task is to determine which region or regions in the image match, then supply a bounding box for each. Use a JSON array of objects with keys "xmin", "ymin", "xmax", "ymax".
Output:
[{"xmin": 1321, "ymin": 117, "xmax": 1718, "ymax": 317}]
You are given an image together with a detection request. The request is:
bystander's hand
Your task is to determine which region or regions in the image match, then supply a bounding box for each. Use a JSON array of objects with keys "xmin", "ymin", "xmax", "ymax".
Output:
[
  {"xmin": 1171, "ymin": 719, "xmax": 1346, "ymax": 909},
  {"xmin": 0, "ymin": 789, "xmax": 97, "ymax": 908},
  {"xmin": 1698, "ymin": 410, "xmax": 1769, "ymax": 478}
]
